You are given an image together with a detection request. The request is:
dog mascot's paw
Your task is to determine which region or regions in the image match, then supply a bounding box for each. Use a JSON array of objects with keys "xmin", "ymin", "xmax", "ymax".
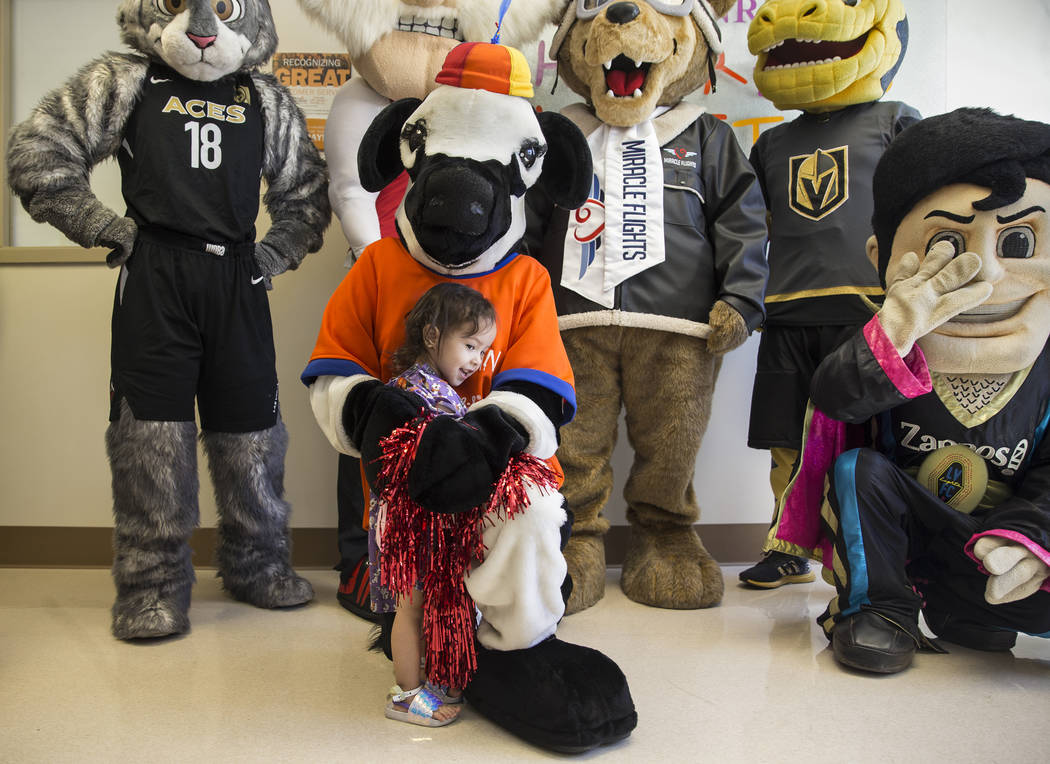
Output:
[{"xmin": 622, "ymin": 525, "xmax": 725, "ymax": 609}]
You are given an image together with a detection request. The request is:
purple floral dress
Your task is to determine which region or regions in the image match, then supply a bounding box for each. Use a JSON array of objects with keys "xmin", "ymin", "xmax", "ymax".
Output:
[{"xmin": 368, "ymin": 363, "xmax": 467, "ymax": 612}]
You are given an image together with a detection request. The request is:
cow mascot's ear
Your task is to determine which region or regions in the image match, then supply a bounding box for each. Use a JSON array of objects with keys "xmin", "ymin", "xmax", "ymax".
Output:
[
  {"xmin": 358, "ymin": 97, "xmax": 422, "ymax": 193},
  {"xmin": 536, "ymin": 110, "xmax": 593, "ymax": 210}
]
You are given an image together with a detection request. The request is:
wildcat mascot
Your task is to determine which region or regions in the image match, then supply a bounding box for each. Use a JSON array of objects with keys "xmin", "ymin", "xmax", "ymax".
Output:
[
  {"xmin": 303, "ymin": 40, "xmax": 636, "ymax": 751},
  {"xmin": 6, "ymin": 0, "xmax": 330, "ymax": 640},
  {"xmin": 528, "ymin": 0, "xmax": 769, "ymax": 612},
  {"xmin": 295, "ymin": 0, "xmax": 565, "ymax": 621}
]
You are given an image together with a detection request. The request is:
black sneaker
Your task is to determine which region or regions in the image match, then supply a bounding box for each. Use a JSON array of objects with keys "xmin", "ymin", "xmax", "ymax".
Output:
[{"xmin": 738, "ymin": 551, "xmax": 816, "ymax": 588}]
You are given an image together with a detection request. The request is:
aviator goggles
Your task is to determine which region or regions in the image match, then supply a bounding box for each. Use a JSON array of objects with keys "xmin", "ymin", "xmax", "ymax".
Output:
[{"xmin": 575, "ymin": 0, "xmax": 696, "ymax": 19}]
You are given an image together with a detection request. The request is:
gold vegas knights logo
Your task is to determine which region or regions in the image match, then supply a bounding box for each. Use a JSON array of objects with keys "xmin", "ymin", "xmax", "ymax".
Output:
[
  {"xmin": 235, "ymin": 84, "xmax": 252, "ymax": 105},
  {"xmin": 788, "ymin": 145, "xmax": 848, "ymax": 220}
]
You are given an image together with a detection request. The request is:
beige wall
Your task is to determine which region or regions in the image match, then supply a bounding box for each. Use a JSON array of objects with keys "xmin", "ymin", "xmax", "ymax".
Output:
[{"xmin": 2, "ymin": 0, "xmax": 1049, "ymax": 533}]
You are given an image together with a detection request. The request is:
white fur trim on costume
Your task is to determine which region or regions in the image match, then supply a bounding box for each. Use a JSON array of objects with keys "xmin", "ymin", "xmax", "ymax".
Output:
[
  {"xmin": 308, "ymin": 374, "xmax": 376, "ymax": 457},
  {"xmin": 558, "ymin": 310, "xmax": 712, "ymax": 338},
  {"xmin": 469, "ymin": 391, "xmax": 558, "ymax": 460},
  {"xmin": 465, "ymin": 485, "xmax": 567, "ymax": 650}
]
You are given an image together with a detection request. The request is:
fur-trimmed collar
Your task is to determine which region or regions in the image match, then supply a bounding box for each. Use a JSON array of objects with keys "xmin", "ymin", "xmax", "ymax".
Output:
[{"xmin": 561, "ymin": 101, "xmax": 706, "ymax": 146}]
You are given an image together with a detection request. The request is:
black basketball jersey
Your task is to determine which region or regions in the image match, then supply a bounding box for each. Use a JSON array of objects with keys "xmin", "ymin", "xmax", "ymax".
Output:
[
  {"xmin": 118, "ymin": 63, "xmax": 264, "ymax": 244},
  {"xmin": 750, "ymin": 100, "xmax": 921, "ymax": 326},
  {"xmin": 884, "ymin": 345, "xmax": 1050, "ymax": 485}
]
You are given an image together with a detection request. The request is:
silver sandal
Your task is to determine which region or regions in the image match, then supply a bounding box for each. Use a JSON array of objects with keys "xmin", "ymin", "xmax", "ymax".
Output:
[{"xmin": 384, "ymin": 684, "xmax": 460, "ymax": 727}]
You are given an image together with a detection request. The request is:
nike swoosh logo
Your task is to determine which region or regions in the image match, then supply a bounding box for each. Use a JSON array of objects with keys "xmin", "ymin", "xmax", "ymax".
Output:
[
  {"xmin": 150, "ymin": 76, "xmax": 171, "ymax": 84},
  {"xmin": 251, "ymin": 275, "xmax": 265, "ymax": 285}
]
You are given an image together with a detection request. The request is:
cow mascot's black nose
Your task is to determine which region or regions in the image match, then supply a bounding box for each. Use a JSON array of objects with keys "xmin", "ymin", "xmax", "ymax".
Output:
[
  {"xmin": 418, "ymin": 163, "xmax": 495, "ymax": 235},
  {"xmin": 402, "ymin": 157, "xmax": 511, "ymax": 266}
]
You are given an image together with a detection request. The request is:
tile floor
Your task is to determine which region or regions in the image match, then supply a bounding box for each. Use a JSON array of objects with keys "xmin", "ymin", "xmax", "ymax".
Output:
[{"xmin": 2, "ymin": 566, "xmax": 1047, "ymax": 763}]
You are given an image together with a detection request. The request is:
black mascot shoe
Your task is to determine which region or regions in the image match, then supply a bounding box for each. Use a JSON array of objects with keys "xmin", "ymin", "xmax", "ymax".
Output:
[
  {"xmin": 464, "ymin": 637, "xmax": 637, "ymax": 753},
  {"xmin": 922, "ymin": 606, "xmax": 1018, "ymax": 652},
  {"xmin": 336, "ymin": 555, "xmax": 382, "ymax": 624},
  {"xmin": 832, "ymin": 611, "xmax": 917, "ymax": 674}
]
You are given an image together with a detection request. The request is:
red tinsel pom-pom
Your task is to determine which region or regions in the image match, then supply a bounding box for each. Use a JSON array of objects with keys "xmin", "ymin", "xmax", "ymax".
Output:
[{"xmin": 372, "ymin": 416, "xmax": 558, "ymax": 688}]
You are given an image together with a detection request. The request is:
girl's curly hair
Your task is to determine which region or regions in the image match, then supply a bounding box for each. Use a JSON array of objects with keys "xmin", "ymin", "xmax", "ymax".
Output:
[{"xmin": 389, "ymin": 282, "xmax": 497, "ymax": 375}]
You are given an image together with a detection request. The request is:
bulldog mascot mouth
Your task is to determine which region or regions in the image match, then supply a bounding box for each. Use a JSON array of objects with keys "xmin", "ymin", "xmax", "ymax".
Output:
[{"xmin": 302, "ymin": 40, "xmax": 637, "ymax": 752}]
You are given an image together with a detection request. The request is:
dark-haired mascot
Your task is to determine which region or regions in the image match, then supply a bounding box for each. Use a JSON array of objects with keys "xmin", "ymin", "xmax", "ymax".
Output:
[
  {"xmin": 302, "ymin": 41, "xmax": 636, "ymax": 751},
  {"xmin": 739, "ymin": 0, "xmax": 921, "ymax": 588},
  {"xmin": 6, "ymin": 0, "xmax": 330, "ymax": 639},
  {"xmin": 528, "ymin": 0, "xmax": 769, "ymax": 613},
  {"xmin": 769, "ymin": 107, "xmax": 1050, "ymax": 674}
]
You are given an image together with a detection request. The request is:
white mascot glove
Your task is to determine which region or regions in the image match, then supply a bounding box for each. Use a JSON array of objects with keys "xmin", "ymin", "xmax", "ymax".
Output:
[
  {"xmin": 973, "ymin": 536, "xmax": 1050, "ymax": 605},
  {"xmin": 878, "ymin": 240, "xmax": 993, "ymax": 356}
]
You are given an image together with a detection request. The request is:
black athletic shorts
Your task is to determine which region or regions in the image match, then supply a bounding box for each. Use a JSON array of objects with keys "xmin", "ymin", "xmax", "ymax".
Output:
[
  {"xmin": 109, "ymin": 228, "xmax": 279, "ymax": 432},
  {"xmin": 748, "ymin": 322, "xmax": 862, "ymax": 450}
]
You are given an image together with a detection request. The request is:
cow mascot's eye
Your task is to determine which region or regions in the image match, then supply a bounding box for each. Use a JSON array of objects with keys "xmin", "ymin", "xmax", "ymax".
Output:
[
  {"xmin": 401, "ymin": 120, "xmax": 428, "ymax": 153},
  {"xmin": 518, "ymin": 139, "xmax": 545, "ymax": 170}
]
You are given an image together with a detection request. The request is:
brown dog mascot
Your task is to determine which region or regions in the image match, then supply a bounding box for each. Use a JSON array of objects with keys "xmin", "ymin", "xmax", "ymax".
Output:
[{"xmin": 528, "ymin": 0, "xmax": 769, "ymax": 612}]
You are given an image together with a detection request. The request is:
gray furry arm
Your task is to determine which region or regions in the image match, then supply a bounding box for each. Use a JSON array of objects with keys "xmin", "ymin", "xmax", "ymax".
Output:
[
  {"xmin": 6, "ymin": 54, "xmax": 146, "ymax": 256},
  {"xmin": 253, "ymin": 73, "xmax": 331, "ymax": 277}
]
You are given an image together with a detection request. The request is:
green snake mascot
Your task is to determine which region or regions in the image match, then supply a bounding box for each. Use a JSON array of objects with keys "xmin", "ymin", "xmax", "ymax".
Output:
[
  {"xmin": 6, "ymin": 0, "xmax": 330, "ymax": 640},
  {"xmin": 739, "ymin": 0, "xmax": 921, "ymax": 589}
]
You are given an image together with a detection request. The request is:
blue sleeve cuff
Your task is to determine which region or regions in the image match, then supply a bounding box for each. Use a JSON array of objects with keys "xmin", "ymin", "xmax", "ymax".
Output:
[
  {"xmin": 301, "ymin": 358, "xmax": 369, "ymax": 387},
  {"xmin": 492, "ymin": 369, "xmax": 577, "ymax": 425}
]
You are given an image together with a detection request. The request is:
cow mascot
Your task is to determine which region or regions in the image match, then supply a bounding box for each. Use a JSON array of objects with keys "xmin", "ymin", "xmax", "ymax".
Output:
[
  {"xmin": 295, "ymin": 0, "xmax": 565, "ymax": 620},
  {"xmin": 302, "ymin": 40, "xmax": 637, "ymax": 751},
  {"xmin": 6, "ymin": 0, "xmax": 329, "ymax": 639}
]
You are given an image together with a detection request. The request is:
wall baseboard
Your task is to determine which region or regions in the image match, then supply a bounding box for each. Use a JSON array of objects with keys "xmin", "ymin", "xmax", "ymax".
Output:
[{"xmin": 0, "ymin": 524, "xmax": 771, "ymax": 568}]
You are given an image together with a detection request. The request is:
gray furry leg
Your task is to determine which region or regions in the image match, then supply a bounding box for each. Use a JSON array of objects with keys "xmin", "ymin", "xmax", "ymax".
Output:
[
  {"xmin": 201, "ymin": 420, "xmax": 314, "ymax": 608},
  {"xmin": 107, "ymin": 401, "xmax": 198, "ymax": 640}
]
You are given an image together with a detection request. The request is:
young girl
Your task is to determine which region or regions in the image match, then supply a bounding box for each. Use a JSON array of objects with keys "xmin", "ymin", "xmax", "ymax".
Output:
[{"xmin": 372, "ymin": 282, "xmax": 497, "ymax": 727}]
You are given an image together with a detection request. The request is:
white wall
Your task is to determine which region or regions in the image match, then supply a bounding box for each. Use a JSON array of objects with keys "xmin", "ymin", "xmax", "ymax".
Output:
[{"xmin": 2, "ymin": 0, "xmax": 1049, "ymax": 530}]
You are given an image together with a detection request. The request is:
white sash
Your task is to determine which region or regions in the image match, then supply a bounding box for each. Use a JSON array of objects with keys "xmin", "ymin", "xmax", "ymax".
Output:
[{"xmin": 560, "ymin": 119, "xmax": 666, "ymax": 307}]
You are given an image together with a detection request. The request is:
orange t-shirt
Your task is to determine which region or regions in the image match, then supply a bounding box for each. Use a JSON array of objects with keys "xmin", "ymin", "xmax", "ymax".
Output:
[{"xmin": 303, "ymin": 236, "xmax": 576, "ymax": 422}]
